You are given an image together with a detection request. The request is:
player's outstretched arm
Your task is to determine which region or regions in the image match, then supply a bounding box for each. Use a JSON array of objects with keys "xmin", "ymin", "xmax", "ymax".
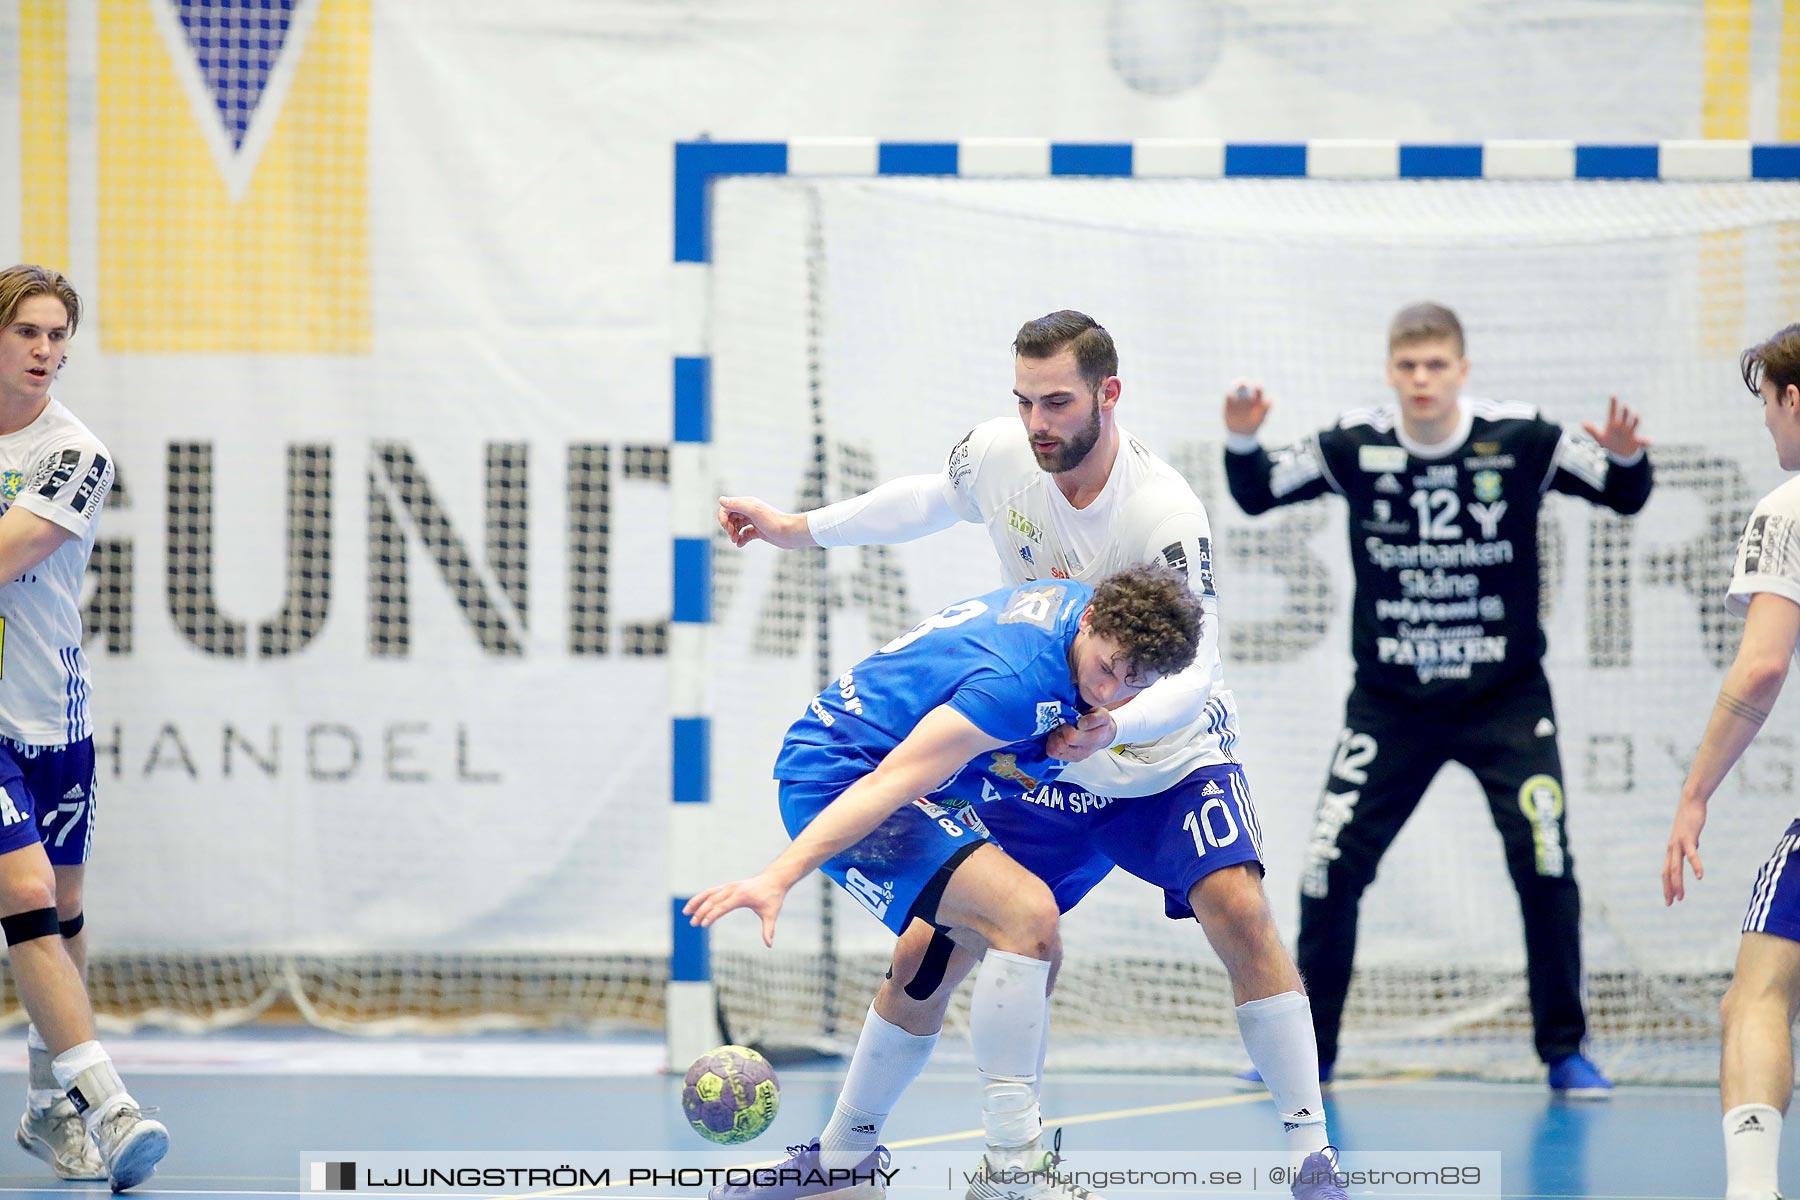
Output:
[
  {"xmin": 1665, "ymin": 592, "xmax": 1800, "ymax": 904},
  {"xmin": 1554, "ymin": 396, "xmax": 1654, "ymax": 514},
  {"xmin": 720, "ymin": 473, "xmax": 963, "ymax": 552},
  {"xmin": 0, "ymin": 505, "xmax": 76, "ymax": 582},
  {"xmin": 717, "ymin": 495, "xmax": 819, "ymax": 550},
  {"xmin": 1221, "ymin": 382, "xmax": 1337, "ymax": 516},
  {"xmin": 1222, "ymin": 381, "xmax": 1273, "ymax": 437},
  {"xmin": 1580, "ymin": 396, "xmax": 1651, "ymax": 459},
  {"xmin": 683, "ymin": 875, "xmax": 793, "ymax": 949},
  {"xmin": 685, "ymin": 705, "xmax": 1004, "ymax": 945}
]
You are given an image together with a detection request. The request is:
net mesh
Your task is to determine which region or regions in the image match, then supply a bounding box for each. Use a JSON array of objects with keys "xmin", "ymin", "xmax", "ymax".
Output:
[
  {"xmin": 706, "ymin": 174, "xmax": 1800, "ymax": 1082},
  {"xmin": 41, "ymin": 434, "xmax": 671, "ymax": 1037}
]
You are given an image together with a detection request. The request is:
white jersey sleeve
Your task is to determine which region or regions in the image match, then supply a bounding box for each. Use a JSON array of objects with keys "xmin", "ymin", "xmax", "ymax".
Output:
[
  {"xmin": 807, "ymin": 473, "xmax": 961, "ymax": 547},
  {"xmin": 942, "ymin": 418, "xmax": 1022, "ymax": 524},
  {"xmin": 806, "ymin": 418, "xmax": 1020, "ymax": 546},
  {"xmin": 14, "ymin": 437, "xmax": 113, "ymax": 539},
  {"xmin": 1727, "ymin": 475, "xmax": 1800, "ymax": 619}
]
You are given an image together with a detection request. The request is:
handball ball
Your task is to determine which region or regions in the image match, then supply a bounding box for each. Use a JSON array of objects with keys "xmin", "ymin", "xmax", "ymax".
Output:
[{"xmin": 682, "ymin": 1045, "xmax": 780, "ymax": 1144}]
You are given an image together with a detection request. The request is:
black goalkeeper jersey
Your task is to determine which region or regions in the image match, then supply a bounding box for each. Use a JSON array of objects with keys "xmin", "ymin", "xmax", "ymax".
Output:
[{"xmin": 1225, "ymin": 397, "xmax": 1653, "ymax": 707}]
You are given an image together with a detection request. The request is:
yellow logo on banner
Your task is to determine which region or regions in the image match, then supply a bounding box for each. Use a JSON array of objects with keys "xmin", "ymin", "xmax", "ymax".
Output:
[{"xmin": 96, "ymin": 0, "xmax": 369, "ymax": 353}]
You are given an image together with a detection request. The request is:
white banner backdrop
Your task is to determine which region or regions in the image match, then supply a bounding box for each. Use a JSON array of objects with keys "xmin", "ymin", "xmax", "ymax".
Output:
[{"xmin": 0, "ymin": 0, "xmax": 1791, "ymax": 994}]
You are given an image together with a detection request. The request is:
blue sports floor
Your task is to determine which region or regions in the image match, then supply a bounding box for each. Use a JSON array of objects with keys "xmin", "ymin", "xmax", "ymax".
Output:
[{"xmin": 0, "ymin": 1031, "xmax": 1789, "ymax": 1198}]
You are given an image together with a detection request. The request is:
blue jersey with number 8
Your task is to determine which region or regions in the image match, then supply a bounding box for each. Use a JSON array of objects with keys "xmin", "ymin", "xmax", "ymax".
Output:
[{"xmin": 773, "ymin": 581, "xmax": 1090, "ymax": 787}]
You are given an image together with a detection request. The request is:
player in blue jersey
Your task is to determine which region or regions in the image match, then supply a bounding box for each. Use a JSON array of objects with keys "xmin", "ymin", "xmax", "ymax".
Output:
[{"xmin": 687, "ymin": 565, "xmax": 1202, "ymax": 1200}]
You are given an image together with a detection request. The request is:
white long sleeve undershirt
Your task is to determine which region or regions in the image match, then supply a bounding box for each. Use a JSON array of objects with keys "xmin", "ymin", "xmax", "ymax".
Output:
[{"xmin": 806, "ymin": 474, "xmax": 961, "ymax": 547}]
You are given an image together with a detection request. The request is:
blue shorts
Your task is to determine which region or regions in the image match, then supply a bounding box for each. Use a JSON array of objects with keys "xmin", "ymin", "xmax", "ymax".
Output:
[
  {"xmin": 0, "ymin": 738, "xmax": 96, "ymax": 866},
  {"xmin": 778, "ymin": 780, "xmax": 993, "ymax": 935},
  {"xmin": 982, "ymin": 762, "xmax": 1265, "ymax": 920},
  {"xmin": 1743, "ymin": 819, "xmax": 1800, "ymax": 943}
]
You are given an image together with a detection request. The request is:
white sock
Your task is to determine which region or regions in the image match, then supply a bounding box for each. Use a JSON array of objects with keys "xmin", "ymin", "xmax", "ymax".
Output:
[
  {"xmin": 1236, "ymin": 992, "xmax": 1329, "ymax": 1169},
  {"xmin": 51, "ymin": 1042, "xmax": 133, "ymax": 1130},
  {"xmin": 1035, "ymin": 990, "xmax": 1052, "ymax": 1084},
  {"xmin": 1724, "ymin": 1104, "xmax": 1782, "ymax": 1200},
  {"xmin": 970, "ymin": 950, "xmax": 1049, "ymax": 1165},
  {"xmin": 818, "ymin": 1005, "xmax": 938, "ymax": 1171},
  {"xmin": 25, "ymin": 1024, "xmax": 58, "ymax": 1108}
]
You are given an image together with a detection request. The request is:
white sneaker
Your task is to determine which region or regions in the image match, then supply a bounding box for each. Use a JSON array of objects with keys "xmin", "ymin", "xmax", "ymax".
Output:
[
  {"xmin": 964, "ymin": 1129, "xmax": 1104, "ymax": 1200},
  {"xmin": 90, "ymin": 1101, "xmax": 169, "ymax": 1193},
  {"xmin": 16, "ymin": 1098, "xmax": 105, "ymax": 1180}
]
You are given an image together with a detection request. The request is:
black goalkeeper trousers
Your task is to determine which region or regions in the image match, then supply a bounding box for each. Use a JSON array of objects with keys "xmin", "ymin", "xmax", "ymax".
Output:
[{"xmin": 1293, "ymin": 678, "xmax": 1587, "ymax": 1067}]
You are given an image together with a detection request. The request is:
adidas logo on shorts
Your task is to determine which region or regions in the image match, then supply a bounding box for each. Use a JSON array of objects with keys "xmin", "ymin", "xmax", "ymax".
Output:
[
  {"xmin": 1201, "ymin": 780, "xmax": 1225, "ymax": 797},
  {"xmin": 61, "ymin": 785, "xmax": 82, "ymax": 800}
]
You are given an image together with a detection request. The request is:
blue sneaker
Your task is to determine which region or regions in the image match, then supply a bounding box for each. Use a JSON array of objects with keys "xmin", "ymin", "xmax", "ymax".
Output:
[
  {"xmin": 709, "ymin": 1140, "xmax": 891, "ymax": 1199},
  {"xmin": 1290, "ymin": 1147, "xmax": 1349, "ymax": 1200},
  {"xmin": 1547, "ymin": 1053, "xmax": 1613, "ymax": 1100},
  {"xmin": 1233, "ymin": 1060, "xmax": 1333, "ymax": 1092}
]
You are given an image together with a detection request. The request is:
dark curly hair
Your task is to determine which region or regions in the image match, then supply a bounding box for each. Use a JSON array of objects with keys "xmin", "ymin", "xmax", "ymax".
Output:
[{"xmin": 1087, "ymin": 563, "xmax": 1204, "ymax": 680}]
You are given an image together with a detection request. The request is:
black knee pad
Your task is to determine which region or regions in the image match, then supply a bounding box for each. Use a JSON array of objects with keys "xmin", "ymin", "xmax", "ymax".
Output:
[
  {"xmin": 58, "ymin": 912, "xmax": 83, "ymax": 940},
  {"xmin": 2, "ymin": 907, "xmax": 59, "ymax": 946},
  {"xmin": 903, "ymin": 927, "xmax": 957, "ymax": 1001}
]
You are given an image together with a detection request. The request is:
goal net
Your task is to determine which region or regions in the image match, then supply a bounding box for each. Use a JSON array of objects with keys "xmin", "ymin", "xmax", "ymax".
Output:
[{"xmin": 705, "ymin": 172, "xmax": 1800, "ymax": 1082}]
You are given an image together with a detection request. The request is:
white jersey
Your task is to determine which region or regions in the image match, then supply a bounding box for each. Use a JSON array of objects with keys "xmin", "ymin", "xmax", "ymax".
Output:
[
  {"xmin": 1727, "ymin": 474, "xmax": 1800, "ymax": 820},
  {"xmin": 942, "ymin": 417, "xmax": 1236, "ymax": 796},
  {"xmin": 0, "ymin": 399, "xmax": 113, "ymax": 745}
]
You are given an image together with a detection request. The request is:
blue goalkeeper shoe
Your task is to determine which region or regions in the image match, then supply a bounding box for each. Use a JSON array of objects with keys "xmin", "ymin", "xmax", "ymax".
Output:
[
  {"xmin": 709, "ymin": 1140, "xmax": 890, "ymax": 1200},
  {"xmin": 1547, "ymin": 1053, "xmax": 1613, "ymax": 1100},
  {"xmin": 1289, "ymin": 1147, "xmax": 1350, "ymax": 1200}
]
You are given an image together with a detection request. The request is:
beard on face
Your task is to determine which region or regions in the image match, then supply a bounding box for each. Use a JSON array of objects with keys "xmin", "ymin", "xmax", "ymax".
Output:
[{"xmin": 1032, "ymin": 395, "xmax": 1103, "ymax": 473}]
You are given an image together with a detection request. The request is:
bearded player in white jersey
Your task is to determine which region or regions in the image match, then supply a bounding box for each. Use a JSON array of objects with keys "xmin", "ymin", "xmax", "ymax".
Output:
[
  {"xmin": 717, "ymin": 312, "xmax": 1343, "ymax": 1200},
  {"xmin": 0, "ymin": 265, "xmax": 168, "ymax": 1190}
]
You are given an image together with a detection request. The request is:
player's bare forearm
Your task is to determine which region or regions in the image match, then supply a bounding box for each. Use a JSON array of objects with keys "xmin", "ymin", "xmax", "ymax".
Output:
[
  {"xmin": 1680, "ymin": 594, "xmax": 1798, "ymax": 804},
  {"xmin": 0, "ymin": 506, "xmax": 75, "ymax": 584},
  {"xmin": 772, "ymin": 705, "xmax": 1005, "ymax": 885},
  {"xmin": 1681, "ymin": 684, "xmax": 1777, "ymax": 806}
]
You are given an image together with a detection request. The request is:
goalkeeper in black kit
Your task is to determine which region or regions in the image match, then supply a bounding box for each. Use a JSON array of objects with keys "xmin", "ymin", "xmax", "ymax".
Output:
[{"xmin": 1222, "ymin": 302, "xmax": 1653, "ymax": 1097}]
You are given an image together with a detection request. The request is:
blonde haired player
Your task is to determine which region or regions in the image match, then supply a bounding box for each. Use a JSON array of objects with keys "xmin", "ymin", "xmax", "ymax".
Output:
[
  {"xmin": 1665, "ymin": 321, "xmax": 1800, "ymax": 1200},
  {"xmin": 0, "ymin": 265, "xmax": 168, "ymax": 1190}
]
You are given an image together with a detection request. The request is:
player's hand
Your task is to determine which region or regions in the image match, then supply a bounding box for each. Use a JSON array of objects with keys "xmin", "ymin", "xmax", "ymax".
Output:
[
  {"xmin": 1582, "ymin": 397, "xmax": 1650, "ymax": 459},
  {"xmin": 1662, "ymin": 795, "xmax": 1707, "ymax": 905},
  {"xmin": 1223, "ymin": 381, "xmax": 1272, "ymax": 436},
  {"xmin": 683, "ymin": 873, "xmax": 789, "ymax": 947},
  {"xmin": 1047, "ymin": 709, "xmax": 1117, "ymax": 762},
  {"xmin": 718, "ymin": 496, "xmax": 816, "ymax": 550}
]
